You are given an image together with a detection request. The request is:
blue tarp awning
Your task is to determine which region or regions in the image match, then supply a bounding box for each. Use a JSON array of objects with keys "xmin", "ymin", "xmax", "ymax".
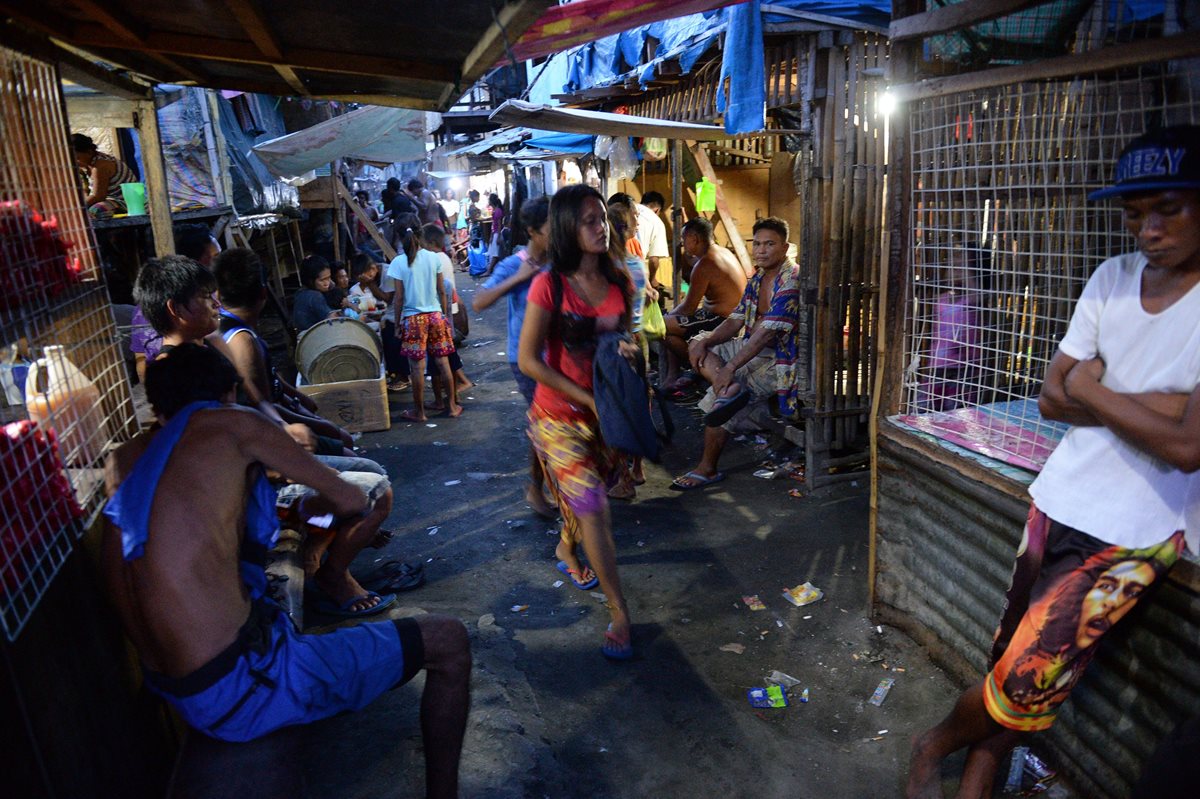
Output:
[{"xmin": 525, "ymin": 132, "xmax": 595, "ymax": 154}]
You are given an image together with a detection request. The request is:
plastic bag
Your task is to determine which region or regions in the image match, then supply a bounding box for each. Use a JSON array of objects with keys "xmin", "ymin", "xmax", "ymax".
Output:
[
  {"xmin": 643, "ymin": 137, "xmax": 668, "ymax": 161},
  {"xmin": 593, "ymin": 135, "xmax": 615, "ymax": 159},
  {"xmin": 607, "ymin": 136, "xmax": 639, "ymax": 182},
  {"xmin": 641, "ymin": 298, "xmax": 666, "ymax": 341}
]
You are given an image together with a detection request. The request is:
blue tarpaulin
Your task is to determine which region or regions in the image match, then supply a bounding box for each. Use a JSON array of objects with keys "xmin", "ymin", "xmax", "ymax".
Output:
[
  {"xmin": 525, "ymin": 132, "xmax": 596, "ymax": 154},
  {"xmin": 717, "ymin": 0, "xmax": 766, "ymax": 135}
]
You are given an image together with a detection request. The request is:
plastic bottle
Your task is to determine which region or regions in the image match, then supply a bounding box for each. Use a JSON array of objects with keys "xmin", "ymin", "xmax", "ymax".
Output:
[{"xmin": 25, "ymin": 345, "xmax": 109, "ymax": 466}]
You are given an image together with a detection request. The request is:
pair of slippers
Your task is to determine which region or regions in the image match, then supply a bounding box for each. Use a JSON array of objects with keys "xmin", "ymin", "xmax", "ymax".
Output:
[
  {"xmin": 305, "ymin": 584, "xmax": 397, "ymax": 618},
  {"xmin": 357, "ymin": 559, "xmax": 425, "ymax": 593}
]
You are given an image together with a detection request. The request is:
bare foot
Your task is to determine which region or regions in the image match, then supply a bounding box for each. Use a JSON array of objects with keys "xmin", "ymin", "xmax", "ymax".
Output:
[
  {"xmin": 607, "ymin": 484, "xmax": 635, "ymax": 501},
  {"xmin": 455, "ymin": 377, "xmax": 474, "ymax": 390},
  {"xmin": 446, "ymin": 404, "xmax": 464, "ymax": 418},
  {"xmin": 400, "ymin": 409, "xmax": 427, "ymax": 423},
  {"xmin": 526, "ymin": 485, "xmax": 557, "ymax": 518},
  {"xmin": 314, "ymin": 569, "xmax": 382, "ymax": 613},
  {"xmin": 906, "ymin": 732, "xmax": 945, "ymax": 799},
  {"xmin": 554, "ymin": 540, "xmax": 593, "ymax": 583},
  {"xmin": 424, "ymin": 401, "xmax": 446, "ymax": 412}
]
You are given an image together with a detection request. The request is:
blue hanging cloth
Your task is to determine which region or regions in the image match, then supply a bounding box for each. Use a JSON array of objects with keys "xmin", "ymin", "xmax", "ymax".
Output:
[{"xmin": 717, "ymin": 0, "xmax": 766, "ymax": 135}]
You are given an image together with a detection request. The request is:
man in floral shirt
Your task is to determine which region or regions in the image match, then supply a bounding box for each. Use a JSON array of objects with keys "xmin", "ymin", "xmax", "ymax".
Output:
[{"xmin": 670, "ymin": 217, "xmax": 801, "ymax": 490}]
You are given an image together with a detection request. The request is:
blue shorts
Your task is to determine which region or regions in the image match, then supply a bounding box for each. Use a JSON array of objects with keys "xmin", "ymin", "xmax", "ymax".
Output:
[{"xmin": 144, "ymin": 601, "xmax": 424, "ymax": 742}]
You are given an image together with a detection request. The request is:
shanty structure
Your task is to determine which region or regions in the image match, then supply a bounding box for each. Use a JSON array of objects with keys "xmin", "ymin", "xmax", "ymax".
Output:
[
  {"xmin": 0, "ymin": 4, "xmax": 556, "ymax": 795},
  {"xmin": 871, "ymin": 1, "xmax": 1200, "ymax": 796},
  {"xmin": 527, "ymin": 1, "xmax": 891, "ymax": 487}
]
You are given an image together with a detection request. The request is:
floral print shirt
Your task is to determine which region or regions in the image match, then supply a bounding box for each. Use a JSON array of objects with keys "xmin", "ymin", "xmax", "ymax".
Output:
[{"xmin": 728, "ymin": 260, "xmax": 801, "ymax": 417}]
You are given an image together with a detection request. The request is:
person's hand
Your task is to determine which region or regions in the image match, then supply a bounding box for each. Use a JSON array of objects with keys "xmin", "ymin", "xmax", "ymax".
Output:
[
  {"xmin": 1065, "ymin": 357, "xmax": 1105, "ymax": 398},
  {"xmin": 515, "ymin": 256, "xmax": 540, "ymax": 282},
  {"xmin": 712, "ymin": 363, "xmax": 736, "ymax": 397},
  {"xmin": 688, "ymin": 337, "xmax": 710, "ymax": 370},
  {"xmin": 645, "ymin": 284, "xmax": 660, "ymax": 302},
  {"xmin": 284, "ymin": 423, "xmax": 317, "ymax": 452},
  {"xmin": 617, "ymin": 338, "xmax": 640, "ymax": 365}
]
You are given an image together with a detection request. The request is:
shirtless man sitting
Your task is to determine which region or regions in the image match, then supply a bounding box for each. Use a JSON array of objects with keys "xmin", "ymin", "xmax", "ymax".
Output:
[
  {"xmin": 102, "ymin": 343, "xmax": 470, "ymax": 798},
  {"xmin": 661, "ymin": 218, "xmax": 749, "ymax": 393}
]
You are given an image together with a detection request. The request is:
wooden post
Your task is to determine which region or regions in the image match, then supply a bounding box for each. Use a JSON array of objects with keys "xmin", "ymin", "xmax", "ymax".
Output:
[
  {"xmin": 334, "ymin": 180, "xmax": 396, "ymax": 261},
  {"xmin": 329, "ymin": 164, "xmax": 341, "ymax": 265},
  {"xmin": 204, "ymin": 90, "xmax": 234, "ymax": 207},
  {"xmin": 134, "ymin": 99, "xmax": 174, "ymax": 257},
  {"xmin": 686, "ymin": 141, "xmax": 753, "ymax": 277},
  {"xmin": 670, "ymin": 138, "xmax": 683, "ymax": 292}
]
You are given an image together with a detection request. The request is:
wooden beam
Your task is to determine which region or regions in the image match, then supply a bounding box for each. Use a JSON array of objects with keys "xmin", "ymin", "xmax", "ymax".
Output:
[
  {"xmin": 220, "ymin": 0, "xmax": 309, "ymax": 95},
  {"xmin": 892, "ymin": 32, "xmax": 1200, "ymax": 102},
  {"xmin": 134, "ymin": 99, "xmax": 175, "ymax": 258},
  {"xmin": 335, "ymin": 181, "xmax": 396, "ymax": 262},
  {"xmin": 0, "ymin": 22, "xmax": 150, "ymax": 99},
  {"xmin": 71, "ymin": 0, "xmax": 145, "ymax": 42},
  {"xmin": 67, "ymin": 0, "xmax": 202, "ymax": 81},
  {"xmin": 65, "ymin": 94, "xmax": 138, "ymax": 128},
  {"xmin": 222, "ymin": 0, "xmax": 285, "ymax": 60},
  {"xmin": 65, "ymin": 23, "xmax": 460, "ymax": 83},
  {"xmin": 686, "ymin": 141, "xmax": 753, "ymax": 277},
  {"xmin": 461, "ymin": 0, "xmax": 546, "ymax": 81},
  {"xmin": 889, "ymin": 0, "xmax": 1046, "ymax": 42}
]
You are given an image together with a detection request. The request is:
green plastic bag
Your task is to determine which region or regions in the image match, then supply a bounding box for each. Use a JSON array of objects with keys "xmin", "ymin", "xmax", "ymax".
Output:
[
  {"xmin": 695, "ymin": 178, "xmax": 716, "ymax": 212},
  {"xmin": 642, "ymin": 297, "xmax": 666, "ymax": 341}
]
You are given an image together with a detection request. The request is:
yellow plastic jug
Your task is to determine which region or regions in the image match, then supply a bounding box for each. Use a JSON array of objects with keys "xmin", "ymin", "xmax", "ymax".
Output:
[{"xmin": 25, "ymin": 345, "xmax": 109, "ymax": 466}]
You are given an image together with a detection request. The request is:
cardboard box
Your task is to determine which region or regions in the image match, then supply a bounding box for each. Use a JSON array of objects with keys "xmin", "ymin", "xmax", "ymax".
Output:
[{"xmin": 297, "ymin": 371, "xmax": 390, "ymax": 433}]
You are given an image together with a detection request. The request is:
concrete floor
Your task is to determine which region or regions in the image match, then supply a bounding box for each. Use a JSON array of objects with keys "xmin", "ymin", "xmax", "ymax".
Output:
[{"xmin": 292, "ymin": 279, "xmax": 1051, "ymax": 799}]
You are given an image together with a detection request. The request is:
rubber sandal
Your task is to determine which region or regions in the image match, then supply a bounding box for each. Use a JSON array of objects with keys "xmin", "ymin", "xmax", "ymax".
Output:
[
  {"xmin": 703, "ymin": 388, "xmax": 751, "ymax": 427},
  {"xmin": 669, "ymin": 471, "xmax": 726, "ymax": 491},
  {"xmin": 601, "ymin": 623, "xmax": 633, "ymax": 661},
  {"xmin": 556, "ymin": 560, "xmax": 598, "ymax": 590},
  {"xmin": 306, "ymin": 588, "xmax": 396, "ymax": 618}
]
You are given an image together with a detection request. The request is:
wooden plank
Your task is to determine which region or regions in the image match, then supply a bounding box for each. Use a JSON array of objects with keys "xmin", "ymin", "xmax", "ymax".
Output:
[
  {"xmin": 334, "ymin": 180, "xmax": 396, "ymax": 262},
  {"xmin": 134, "ymin": 99, "xmax": 174, "ymax": 257},
  {"xmin": 889, "ymin": 0, "xmax": 1046, "ymax": 43},
  {"xmin": 893, "ymin": 32, "xmax": 1200, "ymax": 102},
  {"xmin": 203, "ymin": 90, "xmax": 234, "ymax": 207},
  {"xmin": 686, "ymin": 141, "xmax": 753, "ymax": 277},
  {"xmin": 68, "ymin": 0, "xmax": 202, "ymax": 81},
  {"xmin": 64, "ymin": 94, "xmax": 138, "ymax": 129}
]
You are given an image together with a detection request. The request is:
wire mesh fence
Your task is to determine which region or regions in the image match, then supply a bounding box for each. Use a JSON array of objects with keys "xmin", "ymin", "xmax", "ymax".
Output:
[
  {"xmin": 896, "ymin": 59, "xmax": 1199, "ymax": 472},
  {"xmin": 0, "ymin": 46, "xmax": 137, "ymax": 640}
]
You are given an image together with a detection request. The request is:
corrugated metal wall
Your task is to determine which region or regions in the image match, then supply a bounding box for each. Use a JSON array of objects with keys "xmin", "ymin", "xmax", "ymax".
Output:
[{"xmin": 875, "ymin": 424, "xmax": 1200, "ymax": 798}]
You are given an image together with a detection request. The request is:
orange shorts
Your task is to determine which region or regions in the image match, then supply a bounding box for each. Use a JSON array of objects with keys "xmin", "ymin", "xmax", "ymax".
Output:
[{"xmin": 399, "ymin": 312, "xmax": 454, "ymax": 360}]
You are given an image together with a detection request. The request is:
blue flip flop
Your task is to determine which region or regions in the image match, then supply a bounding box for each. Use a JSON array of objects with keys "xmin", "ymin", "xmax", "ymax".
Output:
[
  {"xmin": 308, "ymin": 589, "xmax": 396, "ymax": 618},
  {"xmin": 556, "ymin": 560, "xmax": 599, "ymax": 590},
  {"xmin": 703, "ymin": 388, "xmax": 752, "ymax": 427},
  {"xmin": 601, "ymin": 623, "xmax": 633, "ymax": 661}
]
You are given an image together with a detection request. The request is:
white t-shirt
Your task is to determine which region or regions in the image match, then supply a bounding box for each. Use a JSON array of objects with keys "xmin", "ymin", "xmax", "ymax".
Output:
[
  {"xmin": 348, "ymin": 283, "xmax": 379, "ymax": 312},
  {"xmin": 1029, "ymin": 253, "xmax": 1200, "ymax": 551},
  {"xmin": 386, "ymin": 250, "xmax": 442, "ymax": 318},
  {"xmin": 635, "ymin": 203, "xmax": 670, "ymax": 287}
]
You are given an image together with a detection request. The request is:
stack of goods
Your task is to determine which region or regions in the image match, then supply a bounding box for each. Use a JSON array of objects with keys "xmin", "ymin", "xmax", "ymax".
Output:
[
  {"xmin": 0, "ymin": 420, "xmax": 83, "ymax": 600},
  {"xmin": 0, "ymin": 200, "xmax": 82, "ymax": 313}
]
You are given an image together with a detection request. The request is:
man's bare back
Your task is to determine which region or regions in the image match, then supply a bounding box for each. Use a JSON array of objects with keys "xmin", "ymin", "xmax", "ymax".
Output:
[
  {"xmin": 102, "ymin": 406, "xmax": 365, "ymax": 678},
  {"xmin": 690, "ymin": 244, "xmax": 747, "ymax": 318}
]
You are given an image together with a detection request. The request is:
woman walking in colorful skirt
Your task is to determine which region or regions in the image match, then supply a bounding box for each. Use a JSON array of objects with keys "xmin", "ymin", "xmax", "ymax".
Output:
[{"xmin": 518, "ymin": 184, "xmax": 637, "ymax": 660}]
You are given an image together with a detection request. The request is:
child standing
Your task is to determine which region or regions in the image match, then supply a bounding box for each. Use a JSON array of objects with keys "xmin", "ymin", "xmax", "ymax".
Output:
[{"xmin": 388, "ymin": 225, "xmax": 461, "ymax": 421}]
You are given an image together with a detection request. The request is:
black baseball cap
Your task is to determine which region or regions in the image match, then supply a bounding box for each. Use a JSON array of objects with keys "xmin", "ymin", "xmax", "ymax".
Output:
[{"xmin": 1088, "ymin": 125, "xmax": 1200, "ymax": 200}]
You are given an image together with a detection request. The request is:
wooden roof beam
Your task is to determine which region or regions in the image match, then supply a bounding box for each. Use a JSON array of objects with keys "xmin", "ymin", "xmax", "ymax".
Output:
[
  {"xmin": 889, "ymin": 0, "xmax": 1048, "ymax": 43},
  {"xmin": 461, "ymin": 0, "xmax": 546, "ymax": 80},
  {"xmin": 221, "ymin": 0, "xmax": 308, "ymax": 95},
  {"xmin": 69, "ymin": 0, "xmax": 203, "ymax": 81},
  {"xmin": 64, "ymin": 23, "xmax": 459, "ymax": 83},
  {"xmin": 0, "ymin": 22, "xmax": 151, "ymax": 99}
]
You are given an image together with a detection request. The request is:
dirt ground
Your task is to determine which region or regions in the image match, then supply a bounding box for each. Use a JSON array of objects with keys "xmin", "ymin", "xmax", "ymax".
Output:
[{"xmin": 292, "ymin": 279, "xmax": 1065, "ymax": 799}]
